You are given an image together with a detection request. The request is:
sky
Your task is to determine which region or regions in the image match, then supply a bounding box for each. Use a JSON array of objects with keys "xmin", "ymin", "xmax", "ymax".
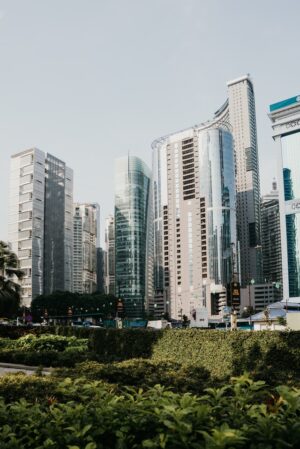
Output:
[{"xmin": 0, "ymin": 0, "xmax": 299, "ymax": 245}]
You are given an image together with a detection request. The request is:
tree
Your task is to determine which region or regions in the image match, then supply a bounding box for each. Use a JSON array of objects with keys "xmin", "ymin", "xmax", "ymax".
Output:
[
  {"xmin": 277, "ymin": 316, "xmax": 287, "ymax": 327},
  {"xmin": 0, "ymin": 241, "xmax": 24, "ymax": 318},
  {"xmin": 31, "ymin": 291, "xmax": 119, "ymax": 321},
  {"xmin": 182, "ymin": 314, "xmax": 189, "ymax": 328}
]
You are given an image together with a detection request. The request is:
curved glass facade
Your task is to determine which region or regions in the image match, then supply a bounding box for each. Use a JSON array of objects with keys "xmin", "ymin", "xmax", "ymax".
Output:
[
  {"xmin": 198, "ymin": 128, "xmax": 236, "ymax": 285},
  {"xmin": 282, "ymin": 132, "xmax": 300, "ymax": 297},
  {"xmin": 115, "ymin": 156, "xmax": 152, "ymax": 318}
]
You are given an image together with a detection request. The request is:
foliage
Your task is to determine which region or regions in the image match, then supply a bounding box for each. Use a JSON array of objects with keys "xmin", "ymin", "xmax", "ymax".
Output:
[
  {"xmin": 0, "ymin": 241, "xmax": 24, "ymax": 318},
  {"xmin": 0, "ymin": 334, "xmax": 89, "ymax": 367},
  {"xmin": 55, "ymin": 328, "xmax": 300, "ymax": 383},
  {"xmin": 31, "ymin": 291, "xmax": 118, "ymax": 321},
  {"xmin": 2, "ymin": 328, "xmax": 300, "ymax": 385},
  {"xmin": 0, "ymin": 334, "xmax": 88, "ymax": 352},
  {"xmin": 0, "ymin": 374, "xmax": 300, "ymax": 448},
  {"xmin": 0, "ymin": 348, "xmax": 91, "ymax": 367},
  {"xmin": 53, "ymin": 359, "xmax": 212, "ymax": 394},
  {"xmin": 277, "ymin": 316, "xmax": 287, "ymax": 326}
]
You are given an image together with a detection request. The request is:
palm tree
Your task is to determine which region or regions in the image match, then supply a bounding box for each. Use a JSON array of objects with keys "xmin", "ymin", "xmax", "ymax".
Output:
[{"xmin": 0, "ymin": 241, "xmax": 24, "ymax": 318}]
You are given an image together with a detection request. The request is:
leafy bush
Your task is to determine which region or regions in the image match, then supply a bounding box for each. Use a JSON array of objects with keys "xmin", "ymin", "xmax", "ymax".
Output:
[
  {"xmin": 0, "ymin": 374, "xmax": 299, "ymax": 448},
  {"xmin": 53, "ymin": 359, "xmax": 212, "ymax": 394},
  {"xmin": 56, "ymin": 328, "xmax": 300, "ymax": 383},
  {"xmin": 0, "ymin": 373, "xmax": 113, "ymax": 403},
  {"xmin": 0, "ymin": 348, "xmax": 92, "ymax": 367},
  {"xmin": 2, "ymin": 328, "xmax": 300, "ymax": 385}
]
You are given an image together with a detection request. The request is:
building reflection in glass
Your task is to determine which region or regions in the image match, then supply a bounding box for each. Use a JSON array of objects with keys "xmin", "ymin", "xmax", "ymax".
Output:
[
  {"xmin": 114, "ymin": 156, "xmax": 152, "ymax": 318},
  {"xmin": 282, "ymin": 131, "xmax": 300, "ymax": 297}
]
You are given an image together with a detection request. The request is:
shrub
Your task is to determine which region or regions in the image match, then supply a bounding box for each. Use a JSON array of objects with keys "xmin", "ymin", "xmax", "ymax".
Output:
[
  {"xmin": 53, "ymin": 359, "xmax": 213, "ymax": 393},
  {"xmin": 0, "ymin": 375, "xmax": 300, "ymax": 448},
  {"xmin": 0, "ymin": 348, "xmax": 91, "ymax": 367},
  {"xmin": 56, "ymin": 328, "xmax": 300, "ymax": 383},
  {"xmin": 2, "ymin": 328, "xmax": 300, "ymax": 385}
]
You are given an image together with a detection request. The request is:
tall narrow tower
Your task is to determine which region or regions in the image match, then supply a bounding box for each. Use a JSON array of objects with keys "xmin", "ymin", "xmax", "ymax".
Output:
[
  {"xmin": 114, "ymin": 156, "xmax": 153, "ymax": 318},
  {"xmin": 227, "ymin": 76, "xmax": 262, "ymax": 286},
  {"xmin": 73, "ymin": 203, "xmax": 98, "ymax": 294},
  {"xmin": 104, "ymin": 215, "xmax": 115, "ymax": 295},
  {"xmin": 214, "ymin": 75, "xmax": 262, "ymax": 286}
]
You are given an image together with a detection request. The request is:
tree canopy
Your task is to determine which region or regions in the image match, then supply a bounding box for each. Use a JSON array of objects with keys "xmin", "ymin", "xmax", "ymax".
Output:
[
  {"xmin": 0, "ymin": 241, "xmax": 24, "ymax": 318},
  {"xmin": 31, "ymin": 291, "xmax": 119, "ymax": 320}
]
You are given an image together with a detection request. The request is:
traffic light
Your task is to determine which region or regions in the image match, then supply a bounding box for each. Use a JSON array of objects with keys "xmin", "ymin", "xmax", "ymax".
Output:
[{"xmin": 231, "ymin": 282, "xmax": 241, "ymax": 307}]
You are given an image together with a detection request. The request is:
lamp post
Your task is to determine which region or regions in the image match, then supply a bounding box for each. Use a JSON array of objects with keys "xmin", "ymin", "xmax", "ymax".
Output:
[{"xmin": 248, "ymin": 279, "xmax": 255, "ymax": 329}]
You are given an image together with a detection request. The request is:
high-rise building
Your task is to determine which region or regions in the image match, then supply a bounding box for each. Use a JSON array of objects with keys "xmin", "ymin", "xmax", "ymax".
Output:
[
  {"xmin": 261, "ymin": 181, "xmax": 282, "ymax": 286},
  {"xmin": 96, "ymin": 247, "xmax": 105, "ymax": 293},
  {"xmin": 8, "ymin": 148, "xmax": 73, "ymax": 305},
  {"xmin": 104, "ymin": 215, "xmax": 115, "ymax": 295},
  {"xmin": 269, "ymin": 95, "xmax": 300, "ymax": 300},
  {"xmin": 73, "ymin": 203, "xmax": 99, "ymax": 294},
  {"xmin": 152, "ymin": 120, "xmax": 236, "ymax": 319},
  {"xmin": 214, "ymin": 75, "xmax": 262, "ymax": 286},
  {"xmin": 44, "ymin": 154, "xmax": 73, "ymax": 294},
  {"xmin": 115, "ymin": 156, "xmax": 153, "ymax": 317}
]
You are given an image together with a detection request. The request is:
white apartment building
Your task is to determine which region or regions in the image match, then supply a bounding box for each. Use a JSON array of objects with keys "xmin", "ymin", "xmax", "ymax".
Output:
[
  {"xmin": 152, "ymin": 123, "xmax": 236, "ymax": 320},
  {"xmin": 8, "ymin": 148, "xmax": 73, "ymax": 306}
]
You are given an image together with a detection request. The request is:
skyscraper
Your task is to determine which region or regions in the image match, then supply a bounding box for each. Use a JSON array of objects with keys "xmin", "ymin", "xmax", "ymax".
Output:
[
  {"xmin": 214, "ymin": 75, "xmax": 262, "ymax": 286},
  {"xmin": 104, "ymin": 215, "xmax": 115, "ymax": 295},
  {"xmin": 114, "ymin": 156, "xmax": 153, "ymax": 317},
  {"xmin": 152, "ymin": 120, "xmax": 236, "ymax": 319},
  {"xmin": 269, "ymin": 95, "xmax": 300, "ymax": 300},
  {"xmin": 261, "ymin": 181, "xmax": 282, "ymax": 286},
  {"xmin": 96, "ymin": 247, "xmax": 105, "ymax": 293},
  {"xmin": 8, "ymin": 148, "xmax": 73, "ymax": 305},
  {"xmin": 73, "ymin": 203, "xmax": 99, "ymax": 294},
  {"xmin": 44, "ymin": 154, "xmax": 73, "ymax": 294}
]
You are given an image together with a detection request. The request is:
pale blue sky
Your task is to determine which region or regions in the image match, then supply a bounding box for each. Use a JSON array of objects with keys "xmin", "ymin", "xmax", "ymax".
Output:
[{"xmin": 0, "ymin": 0, "xmax": 299, "ymax": 244}]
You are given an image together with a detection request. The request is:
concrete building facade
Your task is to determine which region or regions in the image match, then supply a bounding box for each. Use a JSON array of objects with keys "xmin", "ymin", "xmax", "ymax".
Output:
[
  {"xmin": 73, "ymin": 203, "xmax": 99, "ymax": 294},
  {"xmin": 214, "ymin": 75, "xmax": 262, "ymax": 286},
  {"xmin": 104, "ymin": 215, "xmax": 115, "ymax": 295},
  {"xmin": 152, "ymin": 121, "xmax": 236, "ymax": 320},
  {"xmin": 8, "ymin": 148, "xmax": 73, "ymax": 305}
]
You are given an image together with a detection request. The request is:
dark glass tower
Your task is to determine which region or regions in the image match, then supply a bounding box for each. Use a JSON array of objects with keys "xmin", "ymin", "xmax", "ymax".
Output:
[{"xmin": 114, "ymin": 156, "xmax": 152, "ymax": 318}]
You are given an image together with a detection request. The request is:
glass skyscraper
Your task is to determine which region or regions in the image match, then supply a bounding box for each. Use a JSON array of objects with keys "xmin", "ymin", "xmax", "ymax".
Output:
[
  {"xmin": 114, "ymin": 156, "xmax": 152, "ymax": 318},
  {"xmin": 269, "ymin": 95, "xmax": 300, "ymax": 300}
]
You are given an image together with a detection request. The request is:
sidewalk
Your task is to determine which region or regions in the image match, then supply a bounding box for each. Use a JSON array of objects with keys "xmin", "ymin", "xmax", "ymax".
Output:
[{"xmin": 0, "ymin": 362, "xmax": 52, "ymax": 376}]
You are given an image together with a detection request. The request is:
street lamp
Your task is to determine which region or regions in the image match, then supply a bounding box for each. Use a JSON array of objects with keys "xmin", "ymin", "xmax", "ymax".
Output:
[{"xmin": 248, "ymin": 279, "xmax": 255, "ymax": 329}]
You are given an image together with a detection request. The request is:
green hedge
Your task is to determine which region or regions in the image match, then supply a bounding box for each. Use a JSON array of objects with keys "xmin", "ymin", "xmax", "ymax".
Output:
[
  {"xmin": 55, "ymin": 328, "xmax": 300, "ymax": 381},
  {"xmin": 0, "ymin": 348, "xmax": 92, "ymax": 367},
  {"xmin": 0, "ymin": 326, "xmax": 51, "ymax": 339},
  {"xmin": 0, "ymin": 374, "xmax": 300, "ymax": 448},
  {"xmin": 2, "ymin": 327, "xmax": 300, "ymax": 383},
  {"xmin": 53, "ymin": 359, "xmax": 212, "ymax": 394}
]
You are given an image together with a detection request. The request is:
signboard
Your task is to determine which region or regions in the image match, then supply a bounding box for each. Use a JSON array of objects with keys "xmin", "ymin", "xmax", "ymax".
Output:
[
  {"xmin": 286, "ymin": 198, "xmax": 300, "ymax": 215},
  {"xmin": 270, "ymin": 95, "xmax": 300, "ymax": 112}
]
